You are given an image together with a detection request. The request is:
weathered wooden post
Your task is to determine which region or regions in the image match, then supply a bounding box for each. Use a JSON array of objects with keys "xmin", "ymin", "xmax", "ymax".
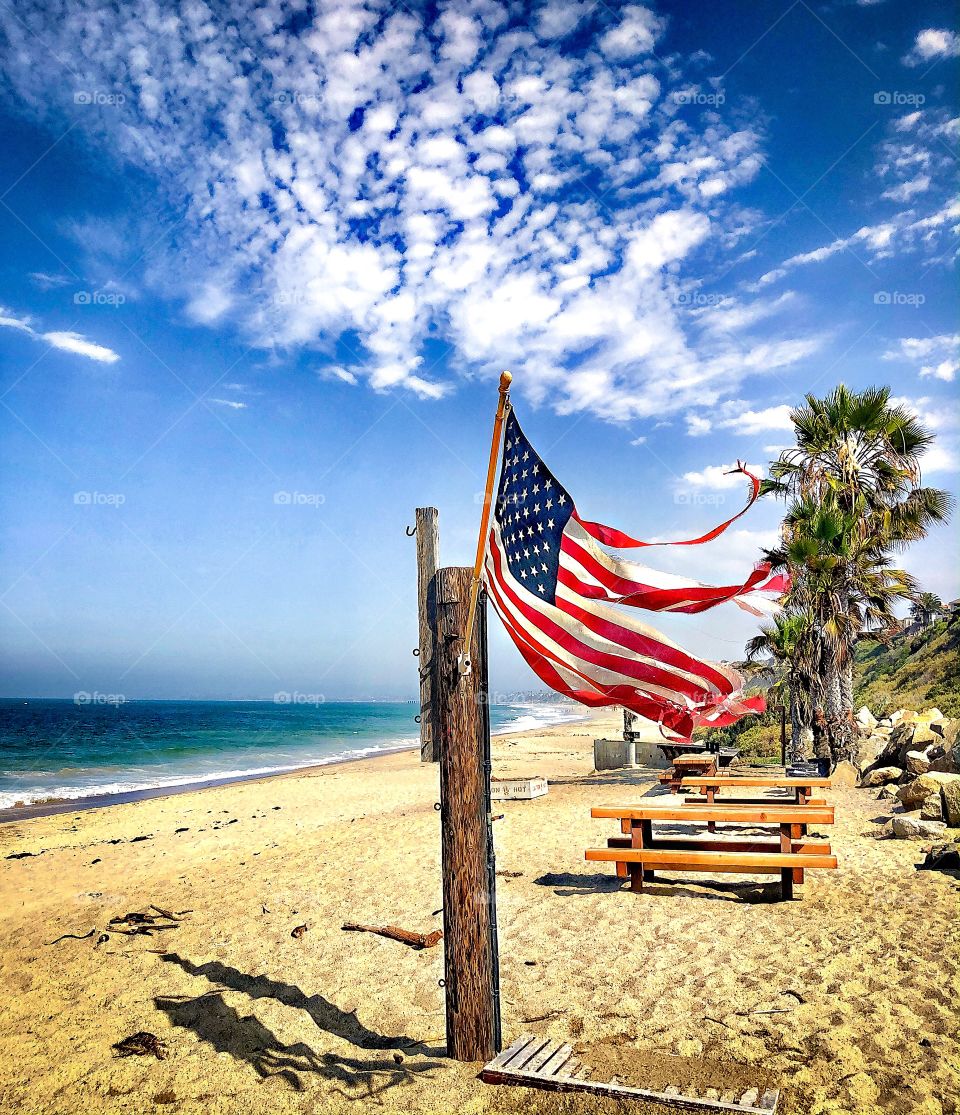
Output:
[
  {"xmin": 422, "ymin": 372, "xmax": 510, "ymax": 1063},
  {"xmin": 432, "ymin": 567, "xmax": 501, "ymax": 1061},
  {"xmin": 414, "ymin": 507, "xmax": 439, "ymax": 762}
]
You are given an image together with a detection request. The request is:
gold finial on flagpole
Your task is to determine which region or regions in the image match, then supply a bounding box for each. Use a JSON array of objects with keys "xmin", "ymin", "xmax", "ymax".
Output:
[{"xmin": 458, "ymin": 371, "xmax": 513, "ymax": 676}]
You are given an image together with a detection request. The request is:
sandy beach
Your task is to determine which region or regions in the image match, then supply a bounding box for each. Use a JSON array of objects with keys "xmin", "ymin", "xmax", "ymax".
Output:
[{"xmin": 1, "ymin": 708, "xmax": 957, "ymax": 1115}]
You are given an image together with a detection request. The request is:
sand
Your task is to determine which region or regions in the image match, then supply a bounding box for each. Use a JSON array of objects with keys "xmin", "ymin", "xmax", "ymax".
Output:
[{"xmin": 0, "ymin": 709, "xmax": 957, "ymax": 1115}]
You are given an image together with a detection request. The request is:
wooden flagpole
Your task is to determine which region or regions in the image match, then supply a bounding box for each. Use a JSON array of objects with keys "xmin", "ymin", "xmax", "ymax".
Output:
[
  {"xmin": 423, "ymin": 372, "xmax": 510, "ymax": 1061},
  {"xmin": 458, "ymin": 370, "xmax": 512, "ymax": 676}
]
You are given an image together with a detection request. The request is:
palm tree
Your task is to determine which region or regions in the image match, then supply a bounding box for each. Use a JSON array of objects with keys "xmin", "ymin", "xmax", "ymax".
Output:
[
  {"xmin": 764, "ymin": 386, "xmax": 951, "ymax": 764},
  {"xmin": 745, "ymin": 610, "xmax": 815, "ymax": 763},
  {"xmin": 910, "ymin": 591, "xmax": 942, "ymax": 629}
]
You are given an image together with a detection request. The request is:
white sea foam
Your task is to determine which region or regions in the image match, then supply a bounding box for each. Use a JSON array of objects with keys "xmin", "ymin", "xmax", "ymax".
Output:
[
  {"xmin": 491, "ymin": 703, "xmax": 586, "ymax": 735},
  {"xmin": 0, "ymin": 740, "xmax": 416, "ymax": 811}
]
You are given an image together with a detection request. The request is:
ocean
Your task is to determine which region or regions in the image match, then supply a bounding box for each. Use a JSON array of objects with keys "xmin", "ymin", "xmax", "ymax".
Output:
[{"xmin": 0, "ymin": 698, "xmax": 584, "ymax": 813}]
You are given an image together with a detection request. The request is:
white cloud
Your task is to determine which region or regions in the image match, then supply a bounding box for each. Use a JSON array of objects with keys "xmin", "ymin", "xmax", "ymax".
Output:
[
  {"xmin": 884, "ymin": 335, "xmax": 960, "ymax": 381},
  {"xmin": 1, "ymin": 305, "xmax": 120, "ymax": 364},
  {"xmin": 881, "ymin": 174, "xmax": 931, "ymax": 202},
  {"xmin": 0, "ymin": 306, "xmax": 33, "ymax": 333},
  {"xmin": 320, "ymin": 365, "xmax": 359, "ymax": 386},
  {"xmin": 718, "ymin": 403, "xmax": 795, "ymax": 435},
  {"xmin": 0, "ymin": 1, "xmax": 816, "ymax": 419},
  {"xmin": 41, "ymin": 331, "xmax": 120, "ymax": 364},
  {"xmin": 903, "ymin": 29, "xmax": 960, "ymax": 66},
  {"xmin": 681, "ymin": 462, "xmax": 766, "ymax": 490},
  {"xmin": 685, "ymin": 414, "xmax": 712, "ymax": 437},
  {"xmin": 208, "ymin": 398, "xmax": 248, "ymax": 410}
]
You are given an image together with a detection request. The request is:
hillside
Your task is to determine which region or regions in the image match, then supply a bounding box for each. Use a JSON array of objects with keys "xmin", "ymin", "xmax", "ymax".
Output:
[
  {"xmin": 695, "ymin": 614, "xmax": 960, "ymax": 762},
  {"xmin": 855, "ymin": 613, "xmax": 960, "ymax": 718}
]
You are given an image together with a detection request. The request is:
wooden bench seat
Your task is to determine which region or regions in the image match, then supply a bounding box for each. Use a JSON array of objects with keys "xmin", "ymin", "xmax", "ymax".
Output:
[
  {"xmin": 606, "ymin": 834, "xmax": 832, "ymax": 855},
  {"xmin": 683, "ymin": 795, "xmax": 828, "ymax": 807},
  {"xmin": 586, "ymin": 846, "xmax": 837, "ymax": 898},
  {"xmin": 593, "ymin": 804, "xmax": 835, "ymax": 824},
  {"xmin": 680, "ymin": 776, "xmax": 831, "ymax": 788}
]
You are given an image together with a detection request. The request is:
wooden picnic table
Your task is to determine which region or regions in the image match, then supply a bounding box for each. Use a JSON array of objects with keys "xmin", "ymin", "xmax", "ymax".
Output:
[
  {"xmin": 588, "ymin": 803, "xmax": 836, "ymax": 900},
  {"xmin": 658, "ymin": 753, "xmax": 716, "ymax": 793},
  {"xmin": 681, "ymin": 775, "xmax": 831, "ymax": 806}
]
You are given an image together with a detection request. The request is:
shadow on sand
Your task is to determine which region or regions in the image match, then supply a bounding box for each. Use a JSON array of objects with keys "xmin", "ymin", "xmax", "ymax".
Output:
[
  {"xmin": 534, "ymin": 870, "xmax": 781, "ymax": 904},
  {"xmin": 155, "ymin": 953, "xmax": 445, "ymax": 1096}
]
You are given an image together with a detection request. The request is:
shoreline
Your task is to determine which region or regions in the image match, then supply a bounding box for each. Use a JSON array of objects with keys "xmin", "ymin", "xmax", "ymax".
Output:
[{"xmin": 0, "ymin": 707, "xmax": 593, "ymax": 825}]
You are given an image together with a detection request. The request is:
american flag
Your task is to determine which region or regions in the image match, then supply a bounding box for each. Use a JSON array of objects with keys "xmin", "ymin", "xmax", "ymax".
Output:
[{"xmin": 483, "ymin": 409, "xmax": 787, "ymax": 740}]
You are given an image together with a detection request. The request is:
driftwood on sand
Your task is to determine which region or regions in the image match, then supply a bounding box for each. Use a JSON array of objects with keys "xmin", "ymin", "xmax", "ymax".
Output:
[{"xmin": 342, "ymin": 922, "xmax": 443, "ymax": 949}]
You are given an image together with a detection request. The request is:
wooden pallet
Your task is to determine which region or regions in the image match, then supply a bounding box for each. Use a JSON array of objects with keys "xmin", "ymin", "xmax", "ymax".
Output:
[{"xmin": 481, "ymin": 1035, "xmax": 779, "ymax": 1114}]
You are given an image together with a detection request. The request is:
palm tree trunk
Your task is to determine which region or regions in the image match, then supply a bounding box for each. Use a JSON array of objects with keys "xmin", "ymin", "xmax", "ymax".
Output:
[{"xmin": 789, "ymin": 684, "xmax": 804, "ymax": 764}]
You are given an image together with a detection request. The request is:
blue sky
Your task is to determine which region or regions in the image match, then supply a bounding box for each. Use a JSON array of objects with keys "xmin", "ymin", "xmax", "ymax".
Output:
[{"xmin": 0, "ymin": 0, "xmax": 957, "ymax": 700}]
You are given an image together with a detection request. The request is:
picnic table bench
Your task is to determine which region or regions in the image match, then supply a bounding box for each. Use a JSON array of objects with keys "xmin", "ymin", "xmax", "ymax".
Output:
[
  {"xmin": 658, "ymin": 753, "xmax": 716, "ymax": 793},
  {"xmin": 681, "ymin": 775, "xmax": 831, "ymax": 809},
  {"xmin": 587, "ymin": 803, "xmax": 836, "ymax": 900}
]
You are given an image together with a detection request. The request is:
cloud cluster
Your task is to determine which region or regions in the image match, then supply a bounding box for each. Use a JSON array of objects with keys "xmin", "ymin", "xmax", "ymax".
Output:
[
  {"xmin": 747, "ymin": 108, "xmax": 959, "ymax": 290},
  {"xmin": 884, "ymin": 334, "xmax": 960, "ymax": 383},
  {"xmin": 0, "ymin": 305, "xmax": 120, "ymax": 363},
  {"xmin": 0, "ymin": 0, "xmax": 819, "ymax": 419},
  {"xmin": 902, "ymin": 29, "xmax": 960, "ymax": 66}
]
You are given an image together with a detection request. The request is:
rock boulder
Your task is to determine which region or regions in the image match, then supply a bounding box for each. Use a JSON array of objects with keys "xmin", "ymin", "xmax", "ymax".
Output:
[
  {"xmin": 897, "ymin": 772, "xmax": 959, "ymax": 808},
  {"xmin": 891, "ymin": 815, "xmax": 947, "ymax": 840},
  {"xmin": 920, "ymin": 794, "xmax": 944, "ymax": 821},
  {"xmin": 905, "ymin": 750, "xmax": 932, "ymax": 775},
  {"xmin": 831, "ymin": 760, "xmax": 859, "ymax": 787},
  {"xmin": 942, "ymin": 777, "xmax": 960, "ymax": 828},
  {"xmin": 856, "ymin": 706, "xmax": 878, "ymax": 731},
  {"xmin": 860, "ymin": 766, "xmax": 903, "ymax": 787}
]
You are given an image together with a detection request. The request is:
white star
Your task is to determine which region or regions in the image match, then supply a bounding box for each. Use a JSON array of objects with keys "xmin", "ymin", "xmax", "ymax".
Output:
[
  {"xmin": 537, "ymin": 583, "xmax": 545, "ymax": 593},
  {"xmin": 520, "ymin": 569, "xmax": 527, "ymax": 579},
  {"xmin": 545, "ymin": 499, "xmax": 553, "ymax": 510},
  {"xmin": 536, "ymin": 522, "xmax": 544, "ymax": 533},
  {"xmin": 533, "ymin": 503, "xmax": 540, "ymax": 515},
  {"xmin": 523, "ymin": 451, "xmax": 529, "ymax": 461},
  {"xmin": 521, "ymin": 469, "xmax": 528, "ymax": 480},
  {"xmin": 558, "ymin": 494, "xmax": 567, "ymax": 505},
  {"xmin": 527, "ymin": 526, "xmax": 534, "ymax": 537},
  {"xmin": 544, "ymin": 478, "xmax": 552, "ymax": 490},
  {"xmin": 532, "ymin": 544, "xmax": 540, "ymax": 555},
  {"xmin": 541, "ymin": 562, "xmax": 548, "ymax": 572},
  {"xmin": 532, "ymin": 464, "xmax": 539, "ymax": 475},
  {"xmin": 547, "ymin": 518, "xmax": 554, "ymax": 529},
  {"xmin": 532, "ymin": 484, "xmax": 539, "ymax": 495}
]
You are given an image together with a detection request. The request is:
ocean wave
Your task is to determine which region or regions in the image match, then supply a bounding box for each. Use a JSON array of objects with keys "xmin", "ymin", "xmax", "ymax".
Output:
[
  {"xmin": 491, "ymin": 703, "xmax": 586, "ymax": 735},
  {"xmin": 0, "ymin": 741, "xmax": 416, "ymax": 811}
]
